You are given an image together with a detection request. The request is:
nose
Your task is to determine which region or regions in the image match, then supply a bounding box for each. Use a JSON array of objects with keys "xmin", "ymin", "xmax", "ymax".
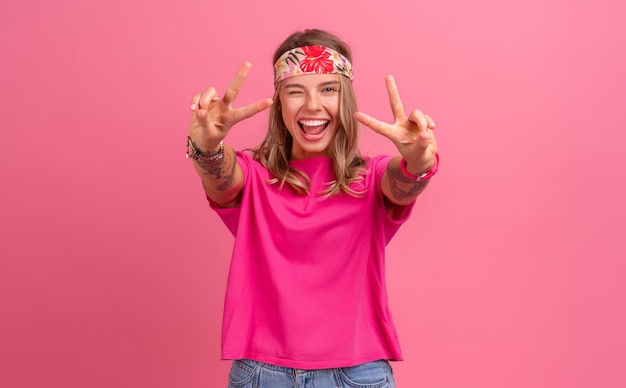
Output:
[{"xmin": 305, "ymin": 93, "xmax": 322, "ymax": 111}]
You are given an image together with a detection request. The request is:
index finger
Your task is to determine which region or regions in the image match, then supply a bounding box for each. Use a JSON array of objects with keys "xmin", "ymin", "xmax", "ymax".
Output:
[
  {"xmin": 229, "ymin": 97, "xmax": 274, "ymax": 126},
  {"xmin": 222, "ymin": 62, "xmax": 252, "ymax": 105},
  {"xmin": 354, "ymin": 111, "xmax": 393, "ymax": 138},
  {"xmin": 385, "ymin": 75, "xmax": 405, "ymax": 122}
]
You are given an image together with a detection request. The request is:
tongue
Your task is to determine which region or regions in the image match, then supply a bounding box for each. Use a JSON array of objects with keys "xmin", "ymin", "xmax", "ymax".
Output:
[
  {"xmin": 302, "ymin": 124, "xmax": 326, "ymax": 136},
  {"xmin": 302, "ymin": 125, "xmax": 326, "ymax": 140}
]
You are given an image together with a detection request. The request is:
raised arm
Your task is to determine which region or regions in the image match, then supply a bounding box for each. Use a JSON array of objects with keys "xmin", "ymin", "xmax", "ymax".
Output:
[
  {"xmin": 355, "ymin": 75, "xmax": 439, "ymax": 207},
  {"xmin": 187, "ymin": 62, "xmax": 273, "ymax": 207}
]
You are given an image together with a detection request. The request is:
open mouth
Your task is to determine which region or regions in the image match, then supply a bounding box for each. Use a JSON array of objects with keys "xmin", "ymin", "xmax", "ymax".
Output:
[{"xmin": 298, "ymin": 119, "xmax": 330, "ymax": 140}]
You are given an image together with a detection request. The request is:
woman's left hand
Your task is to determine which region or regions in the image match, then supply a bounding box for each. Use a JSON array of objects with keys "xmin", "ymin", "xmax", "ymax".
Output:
[{"xmin": 355, "ymin": 75, "xmax": 438, "ymax": 174}]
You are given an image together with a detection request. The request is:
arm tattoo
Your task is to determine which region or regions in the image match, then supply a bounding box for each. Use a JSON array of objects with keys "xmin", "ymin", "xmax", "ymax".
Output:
[
  {"xmin": 196, "ymin": 151, "xmax": 236, "ymax": 192},
  {"xmin": 386, "ymin": 164, "xmax": 430, "ymax": 201}
]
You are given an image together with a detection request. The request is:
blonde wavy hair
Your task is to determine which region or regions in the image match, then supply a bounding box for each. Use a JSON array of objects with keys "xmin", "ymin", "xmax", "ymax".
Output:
[{"xmin": 253, "ymin": 29, "xmax": 366, "ymax": 197}]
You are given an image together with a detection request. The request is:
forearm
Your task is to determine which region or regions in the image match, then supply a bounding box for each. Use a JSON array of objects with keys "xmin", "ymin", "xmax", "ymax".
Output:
[
  {"xmin": 381, "ymin": 156, "xmax": 431, "ymax": 206},
  {"xmin": 192, "ymin": 144, "xmax": 243, "ymax": 208}
]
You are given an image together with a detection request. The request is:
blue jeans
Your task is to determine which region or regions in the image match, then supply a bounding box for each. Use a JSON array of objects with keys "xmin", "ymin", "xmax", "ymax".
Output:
[{"xmin": 228, "ymin": 359, "xmax": 396, "ymax": 388}]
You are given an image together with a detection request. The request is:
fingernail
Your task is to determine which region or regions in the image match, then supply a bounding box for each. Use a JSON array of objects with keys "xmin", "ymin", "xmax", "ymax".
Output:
[{"xmin": 190, "ymin": 104, "xmax": 197, "ymax": 111}]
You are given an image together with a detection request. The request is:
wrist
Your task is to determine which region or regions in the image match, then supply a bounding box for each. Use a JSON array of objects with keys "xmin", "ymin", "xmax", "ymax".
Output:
[
  {"xmin": 186, "ymin": 136, "xmax": 225, "ymax": 163},
  {"xmin": 191, "ymin": 137, "xmax": 222, "ymax": 153},
  {"xmin": 400, "ymin": 153, "xmax": 439, "ymax": 181}
]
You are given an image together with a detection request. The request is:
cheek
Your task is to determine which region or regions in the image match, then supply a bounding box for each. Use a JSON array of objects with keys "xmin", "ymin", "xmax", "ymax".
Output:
[
  {"xmin": 280, "ymin": 109, "xmax": 293, "ymax": 129},
  {"xmin": 280, "ymin": 110, "xmax": 297, "ymax": 136},
  {"xmin": 325, "ymin": 96, "xmax": 340, "ymax": 117},
  {"xmin": 280, "ymin": 101, "xmax": 300, "ymax": 128}
]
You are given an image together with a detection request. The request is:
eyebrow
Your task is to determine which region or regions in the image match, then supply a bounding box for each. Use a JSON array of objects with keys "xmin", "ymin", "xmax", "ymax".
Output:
[{"xmin": 283, "ymin": 80, "xmax": 341, "ymax": 89}]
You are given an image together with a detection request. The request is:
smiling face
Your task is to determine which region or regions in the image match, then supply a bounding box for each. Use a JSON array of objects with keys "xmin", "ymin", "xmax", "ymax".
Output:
[{"xmin": 278, "ymin": 73, "xmax": 341, "ymax": 160}]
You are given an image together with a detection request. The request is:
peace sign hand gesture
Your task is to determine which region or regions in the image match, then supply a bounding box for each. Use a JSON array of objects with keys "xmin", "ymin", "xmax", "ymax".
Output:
[
  {"xmin": 355, "ymin": 75, "xmax": 438, "ymax": 174},
  {"xmin": 189, "ymin": 62, "xmax": 273, "ymax": 152}
]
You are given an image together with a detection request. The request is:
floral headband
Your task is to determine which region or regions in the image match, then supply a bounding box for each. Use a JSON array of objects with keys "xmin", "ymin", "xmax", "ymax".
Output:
[{"xmin": 273, "ymin": 45, "xmax": 353, "ymax": 87}]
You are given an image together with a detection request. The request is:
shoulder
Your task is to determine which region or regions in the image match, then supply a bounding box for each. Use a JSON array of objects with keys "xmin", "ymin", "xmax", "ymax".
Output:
[
  {"xmin": 364, "ymin": 154, "xmax": 393, "ymax": 176},
  {"xmin": 235, "ymin": 150, "xmax": 275, "ymax": 188},
  {"xmin": 235, "ymin": 150, "xmax": 265, "ymax": 173}
]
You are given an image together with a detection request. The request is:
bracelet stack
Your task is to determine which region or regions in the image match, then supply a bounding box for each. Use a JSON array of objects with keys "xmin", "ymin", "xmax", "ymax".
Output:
[
  {"xmin": 399, "ymin": 153, "xmax": 440, "ymax": 181},
  {"xmin": 186, "ymin": 136, "xmax": 224, "ymax": 163}
]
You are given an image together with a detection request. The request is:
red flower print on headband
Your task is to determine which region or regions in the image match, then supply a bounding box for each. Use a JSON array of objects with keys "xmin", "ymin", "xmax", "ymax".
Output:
[
  {"xmin": 273, "ymin": 45, "xmax": 353, "ymax": 86},
  {"xmin": 300, "ymin": 46, "xmax": 334, "ymax": 74}
]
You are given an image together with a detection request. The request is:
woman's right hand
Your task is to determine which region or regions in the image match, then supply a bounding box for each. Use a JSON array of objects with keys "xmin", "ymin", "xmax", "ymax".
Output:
[{"xmin": 189, "ymin": 62, "xmax": 273, "ymax": 152}]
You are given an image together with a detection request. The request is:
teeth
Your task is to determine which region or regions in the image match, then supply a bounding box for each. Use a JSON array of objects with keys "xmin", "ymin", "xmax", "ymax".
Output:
[{"xmin": 299, "ymin": 120, "xmax": 328, "ymax": 126}]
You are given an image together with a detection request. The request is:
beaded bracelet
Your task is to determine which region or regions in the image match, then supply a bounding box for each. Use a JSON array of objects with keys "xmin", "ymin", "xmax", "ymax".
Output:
[
  {"xmin": 400, "ymin": 153, "xmax": 440, "ymax": 181},
  {"xmin": 186, "ymin": 136, "xmax": 224, "ymax": 163}
]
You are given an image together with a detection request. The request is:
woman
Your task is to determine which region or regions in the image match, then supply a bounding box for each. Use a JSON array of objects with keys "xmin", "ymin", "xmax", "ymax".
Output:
[{"xmin": 187, "ymin": 29, "xmax": 439, "ymax": 388}]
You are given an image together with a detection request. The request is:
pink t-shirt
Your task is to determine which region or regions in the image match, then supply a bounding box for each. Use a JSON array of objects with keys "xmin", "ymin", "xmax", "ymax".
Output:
[{"xmin": 209, "ymin": 151, "xmax": 415, "ymax": 369}]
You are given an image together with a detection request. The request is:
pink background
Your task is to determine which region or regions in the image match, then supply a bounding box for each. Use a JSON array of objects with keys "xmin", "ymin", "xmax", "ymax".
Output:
[{"xmin": 1, "ymin": 0, "xmax": 624, "ymax": 387}]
